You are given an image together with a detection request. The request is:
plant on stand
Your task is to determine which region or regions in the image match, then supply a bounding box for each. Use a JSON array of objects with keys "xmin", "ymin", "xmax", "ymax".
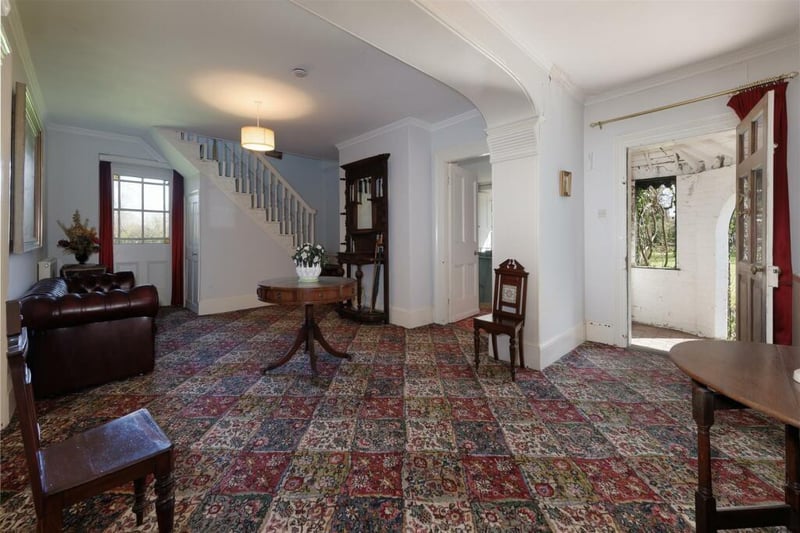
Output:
[
  {"xmin": 57, "ymin": 210, "xmax": 100, "ymax": 264},
  {"xmin": 292, "ymin": 242, "xmax": 326, "ymax": 282}
]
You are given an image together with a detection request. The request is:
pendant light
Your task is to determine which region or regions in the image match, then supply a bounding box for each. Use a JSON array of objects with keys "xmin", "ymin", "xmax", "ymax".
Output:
[{"xmin": 241, "ymin": 101, "xmax": 275, "ymax": 151}]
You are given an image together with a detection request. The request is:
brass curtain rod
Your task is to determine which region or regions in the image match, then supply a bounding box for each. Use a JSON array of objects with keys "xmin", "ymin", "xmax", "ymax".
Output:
[{"xmin": 590, "ymin": 71, "xmax": 798, "ymax": 129}]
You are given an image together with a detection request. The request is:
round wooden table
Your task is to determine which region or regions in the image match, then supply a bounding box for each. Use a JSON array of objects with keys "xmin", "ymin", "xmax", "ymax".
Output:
[
  {"xmin": 670, "ymin": 340, "xmax": 800, "ymax": 532},
  {"xmin": 257, "ymin": 276, "xmax": 356, "ymax": 375}
]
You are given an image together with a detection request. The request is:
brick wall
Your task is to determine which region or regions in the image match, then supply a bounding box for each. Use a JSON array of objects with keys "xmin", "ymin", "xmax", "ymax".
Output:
[{"xmin": 631, "ymin": 166, "xmax": 734, "ymax": 337}]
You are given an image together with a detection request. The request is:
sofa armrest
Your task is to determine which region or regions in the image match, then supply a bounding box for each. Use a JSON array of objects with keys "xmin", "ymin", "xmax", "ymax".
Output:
[{"xmin": 20, "ymin": 285, "xmax": 159, "ymax": 329}]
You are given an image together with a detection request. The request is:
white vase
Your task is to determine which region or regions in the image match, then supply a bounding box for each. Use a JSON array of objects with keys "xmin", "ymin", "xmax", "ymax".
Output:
[{"xmin": 296, "ymin": 264, "xmax": 321, "ymax": 282}]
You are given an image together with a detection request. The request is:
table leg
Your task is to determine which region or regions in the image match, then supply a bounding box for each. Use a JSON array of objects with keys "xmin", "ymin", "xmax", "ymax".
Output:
[
  {"xmin": 262, "ymin": 304, "xmax": 350, "ymax": 375},
  {"xmin": 692, "ymin": 380, "xmax": 717, "ymax": 533},
  {"xmin": 262, "ymin": 311, "xmax": 309, "ymax": 374}
]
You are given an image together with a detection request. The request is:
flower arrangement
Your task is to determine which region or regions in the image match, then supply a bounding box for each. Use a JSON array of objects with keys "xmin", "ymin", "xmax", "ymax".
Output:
[
  {"xmin": 291, "ymin": 242, "xmax": 326, "ymax": 267},
  {"xmin": 57, "ymin": 210, "xmax": 100, "ymax": 260}
]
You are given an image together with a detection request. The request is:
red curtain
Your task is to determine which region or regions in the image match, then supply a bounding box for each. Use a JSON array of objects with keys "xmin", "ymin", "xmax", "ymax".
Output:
[
  {"xmin": 727, "ymin": 81, "xmax": 792, "ymax": 345},
  {"xmin": 98, "ymin": 161, "xmax": 114, "ymax": 272},
  {"xmin": 171, "ymin": 171, "xmax": 185, "ymax": 307}
]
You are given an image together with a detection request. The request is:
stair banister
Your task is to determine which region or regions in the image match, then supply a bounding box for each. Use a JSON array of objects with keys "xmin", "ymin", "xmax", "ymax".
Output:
[{"xmin": 176, "ymin": 130, "xmax": 317, "ymax": 248}]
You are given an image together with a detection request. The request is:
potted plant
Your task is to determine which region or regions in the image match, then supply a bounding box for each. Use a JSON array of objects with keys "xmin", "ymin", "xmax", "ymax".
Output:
[
  {"xmin": 291, "ymin": 242, "xmax": 326, "ymax": 282},
  {"xmin": 57, "ymin": 210, "xmax": 100, "ymax": 264}
]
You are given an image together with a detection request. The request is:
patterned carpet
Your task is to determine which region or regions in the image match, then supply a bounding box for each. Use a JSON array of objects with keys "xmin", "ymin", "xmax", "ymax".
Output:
[{"xmin": 0, "ymin": 305, "xmax": 788, "ymax": 532}]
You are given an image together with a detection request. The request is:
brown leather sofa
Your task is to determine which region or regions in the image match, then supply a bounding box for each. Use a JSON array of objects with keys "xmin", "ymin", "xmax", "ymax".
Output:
[{"xmin": 18, "ymin": 271, "xmax": 159, "ymax": 397}]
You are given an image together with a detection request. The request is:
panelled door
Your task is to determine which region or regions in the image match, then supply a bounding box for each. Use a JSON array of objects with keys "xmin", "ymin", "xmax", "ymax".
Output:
[
  {"xmin": 185, "ymin": 191, "xmax": 199, "ymax": 313},
  {"xmin": 448, "ymin": 163, "xmax": 479, "ymax": 322},
  {"xmin": 735, "ymin": 91, "xmax": 775, "ymax": 343}
]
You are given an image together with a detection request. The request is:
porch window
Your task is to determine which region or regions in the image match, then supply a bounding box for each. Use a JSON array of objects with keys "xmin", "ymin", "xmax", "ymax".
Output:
[
  {"xmin": 112, "ymin": 174, "xmax": 170, "ymax": 244},
  {"xmin": 634, "ymin": 176, "xmax": 677, "ymax": 268}
]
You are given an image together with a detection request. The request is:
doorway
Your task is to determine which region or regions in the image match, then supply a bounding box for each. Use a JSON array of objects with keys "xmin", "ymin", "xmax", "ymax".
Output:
[
  {"xmin": 447, "ymin": 156, "xmax": 491, "ymax": 322},
  {"xmin": 628, "ymin": 131, "xmax": 736, "ymax": 351}
]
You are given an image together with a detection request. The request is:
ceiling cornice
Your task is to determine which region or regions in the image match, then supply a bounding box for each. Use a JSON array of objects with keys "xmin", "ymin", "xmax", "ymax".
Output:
[
  {"xmin": 586, "ymin": 31, "xmax": 800, "ymax": 106},
  {"xmin": 335, "ymin": 116, "xmax": 432, "ymax": 151},
  {"xmin": 7, "ymin": 0, "xmax": 45, "ymax": 119},
  {"xmin": 430, "ymin": 109, "xmax": 483, "ymax": 132}
]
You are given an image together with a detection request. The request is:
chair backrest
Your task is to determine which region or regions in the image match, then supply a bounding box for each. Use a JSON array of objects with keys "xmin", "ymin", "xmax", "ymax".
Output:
[
  {"xmin": 492, "ymin": 258, "xmax": 529, "ymax": 321},
  {"xmin": 5, "ymin": 303, "xmax": 45, "ymax": 514}
]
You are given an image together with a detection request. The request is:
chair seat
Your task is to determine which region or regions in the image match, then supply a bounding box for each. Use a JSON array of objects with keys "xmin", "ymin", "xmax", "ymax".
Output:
[
  {"xmin": 39, "ymin": 408, "xmax": 171, "ymax": 495},
  {"xmin": 474, "ymin": 313, "xmax": 524, "ymax": 331}
]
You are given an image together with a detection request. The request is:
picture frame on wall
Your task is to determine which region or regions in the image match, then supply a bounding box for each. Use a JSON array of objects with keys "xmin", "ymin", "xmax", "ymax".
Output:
[
  {"xmin": 11, "ymin": 81, "xmax": 43, "ymax": 253},
  {"xmin": 559, "ymin": 170, "xmax": 572, "ymax": 197}
]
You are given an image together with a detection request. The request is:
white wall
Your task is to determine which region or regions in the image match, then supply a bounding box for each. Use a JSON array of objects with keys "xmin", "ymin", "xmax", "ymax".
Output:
[
  {"xmin": 197, "ymin": 177, "xmax": 294, "ymax": 314},
  {"xmin": 631, "ymin": 167, "xmax": 735, "ymax": 337},
  {"xmin": 337, "ymin": 118, "xmax": 433, "ymax": 328},
  {"xmin": 5, "ymin": 17, "xmax": 43, "ymax": 302},
  {"xmin": 584, "ymin": 38, "xmax": 800, "ymax": 346},
  {"xmin": 44, "ymin": 125, "xmax": 167, "ymax": 276},
  {"xmin": 535, "ymin": 78, "xmax": 586, "ymax": 367}
]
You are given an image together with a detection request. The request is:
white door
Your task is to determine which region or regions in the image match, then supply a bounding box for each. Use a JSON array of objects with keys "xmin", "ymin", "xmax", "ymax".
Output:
[
  {"xmin": 112, "ymin": 165, "xmax": 172, "ymax": 305},
  {"xmin": 735, "ymin": 91, "xmax": 775, "ymax": 343},
  {"xmin": 185, "ymin": 191, "xmax": 199, "ymax": 313},
  {"xmin": 448, "ymin": 163, "xmax": 479, "ymax": 322}
]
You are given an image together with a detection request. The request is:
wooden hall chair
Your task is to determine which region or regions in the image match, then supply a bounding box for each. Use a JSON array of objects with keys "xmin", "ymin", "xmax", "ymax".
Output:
[
  {"xmin": 5, "ymin": 320, "xmax": 175, "ymax": 532},
  {"xmin": 473, "ymin": 258, "xmax": 529, "ymax": 381}
]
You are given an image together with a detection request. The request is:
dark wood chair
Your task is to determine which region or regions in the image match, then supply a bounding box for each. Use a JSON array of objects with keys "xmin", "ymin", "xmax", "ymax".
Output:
[
  {"xmin": 5, "ymin": 323, "xmax": 175, "ymax": 532},
  {"xmin": 473, "ymin": 258, "xmax": 529, "ymax": 380}
]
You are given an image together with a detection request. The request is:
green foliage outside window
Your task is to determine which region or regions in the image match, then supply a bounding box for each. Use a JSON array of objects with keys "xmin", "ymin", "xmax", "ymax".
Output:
[{"xmin": 634, "ymin": 177, "xmax": 676, "ymax": 268}]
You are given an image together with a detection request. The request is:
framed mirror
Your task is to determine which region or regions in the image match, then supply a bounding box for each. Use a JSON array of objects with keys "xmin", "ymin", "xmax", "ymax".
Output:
[
  {"xmin": 11, "ymin": 82, "xmax": 43, "ymax": 253},
  {"xmin": 355, "ymin": 176, "xmax": 373, "ymax": 229}
]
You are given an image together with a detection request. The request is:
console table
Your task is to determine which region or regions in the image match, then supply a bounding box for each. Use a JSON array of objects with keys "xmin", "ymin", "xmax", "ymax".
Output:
[
  {"xmin": 670, "ymin": 340, "xmax": 800, "ymax": 532},
  {"xmin": 257, "ymin": 277, "xmax": 355, "ymax": 375}
]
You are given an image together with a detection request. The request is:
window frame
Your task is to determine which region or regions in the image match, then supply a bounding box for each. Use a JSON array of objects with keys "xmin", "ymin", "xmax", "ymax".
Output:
[{"xmin": 111, "ymin": 165, "xmax": 171, "ymax": 245}]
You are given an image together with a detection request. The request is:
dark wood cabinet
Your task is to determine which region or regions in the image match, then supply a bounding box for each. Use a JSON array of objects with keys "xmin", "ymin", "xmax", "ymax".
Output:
[{"xmin": 337, "ymin": 153, "xmax": 389, "ymax": 324}]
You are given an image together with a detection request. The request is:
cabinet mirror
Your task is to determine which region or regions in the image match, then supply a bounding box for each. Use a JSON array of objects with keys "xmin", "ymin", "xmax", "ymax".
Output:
[{"xmin": 351, "ymin": 176, "xmax": 373, "ymax": 230}]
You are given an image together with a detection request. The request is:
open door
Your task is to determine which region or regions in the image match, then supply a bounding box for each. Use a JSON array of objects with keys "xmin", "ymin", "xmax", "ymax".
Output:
[
  {"xmin": 735, "ymin": 91, "xmax": 776, "ymax": 343},
  {"xmin": 448, "ymin": 162, "xmax": 479, "ymax": 322}
]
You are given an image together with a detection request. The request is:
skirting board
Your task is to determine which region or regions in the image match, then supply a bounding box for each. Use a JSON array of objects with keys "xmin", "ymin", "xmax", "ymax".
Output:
[
  {"xmin": 539, "ymin": 322, "xmax": 586, "ymax": 370},
  {"xmin": 389, "ymin": 305, "xmax": 434, "ymax": 330},
  {"xmin": 586, "ymin": 321, "xmax": 617, "ymax": 346},
  {"xmin": 484, "ymin": 322, "xmax": 583, "ymax": 372},
  {"xmin": 198, "ymin": 294, "xmax": 268, "ymax": 316}
]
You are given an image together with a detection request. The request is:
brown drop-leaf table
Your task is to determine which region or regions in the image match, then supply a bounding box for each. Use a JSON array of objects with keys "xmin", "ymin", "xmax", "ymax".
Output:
[{"xmin": 670, "ymin": 340, "xmax": 800, "ymax": 532}]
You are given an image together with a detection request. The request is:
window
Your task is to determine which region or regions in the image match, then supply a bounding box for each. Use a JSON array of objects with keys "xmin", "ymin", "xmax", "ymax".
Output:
[
  {"xmin": 634, "ymin": 176, "xmax": 676, "ymax": 268},
  {"xmin": 113, "ymin": 174, "xmax": 170, "ymax": 244}
]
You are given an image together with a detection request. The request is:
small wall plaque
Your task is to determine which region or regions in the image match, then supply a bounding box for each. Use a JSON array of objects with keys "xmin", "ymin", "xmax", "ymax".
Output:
[{"xmin": 559, "ymin": 170, "xmax": 572, "ymax": 197}]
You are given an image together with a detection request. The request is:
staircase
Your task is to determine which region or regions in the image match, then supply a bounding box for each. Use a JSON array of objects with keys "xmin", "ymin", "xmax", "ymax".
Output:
[{"xmin": 153, "ymin": 128, "xmax": 316, "ymax": 253}]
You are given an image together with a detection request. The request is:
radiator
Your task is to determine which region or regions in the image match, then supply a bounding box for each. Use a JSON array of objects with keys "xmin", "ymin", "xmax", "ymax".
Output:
[{"xmin": 37, "ymin": 258, "xmax": 57, "ymax": 280}]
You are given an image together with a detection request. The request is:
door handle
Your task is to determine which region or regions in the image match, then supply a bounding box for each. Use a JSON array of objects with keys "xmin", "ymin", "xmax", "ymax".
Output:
[{"xmin": 750, "ymin": 264, "xmax": 765, "ymax": 275}]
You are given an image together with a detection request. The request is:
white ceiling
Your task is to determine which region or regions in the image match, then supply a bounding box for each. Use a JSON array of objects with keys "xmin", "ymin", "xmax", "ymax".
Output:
[
  {"xmin": 13, "ymin": 0, "xmax": 799, "ymax": 160},
  {"xmin": 477, "ymin": 0, "xmax": 800, "ymax": 97}
]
